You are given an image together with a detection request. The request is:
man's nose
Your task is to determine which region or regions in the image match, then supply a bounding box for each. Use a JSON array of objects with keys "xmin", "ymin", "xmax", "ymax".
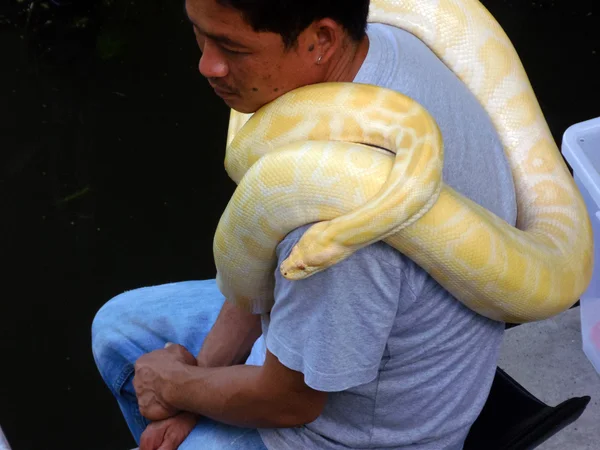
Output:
[{"xmin": 198, "ymin": 41, "xmax": 228, "ymax": 79}]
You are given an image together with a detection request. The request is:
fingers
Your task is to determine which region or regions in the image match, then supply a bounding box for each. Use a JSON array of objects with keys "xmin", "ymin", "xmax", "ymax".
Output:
[
  {"xmin": 156, "ymin": 436, "xmax": 181, "ymax": 450},
  {"xmin": 156, "ymin": 425, "xmax": 190, "ymax": 450},
  {"xmin": 140, "ymin": 402, "xmax": 178, "ymax": 422},
  {"xmin": 139, "ymin": 424, "xmax": 166, "ymax": 450},
  {"xmin": 163, "ymin": 343, "xmax": 197, "ymax": 366},
  {"xmin": 155, "ymin": 416, "xmax": 195, "ymax": 450}
]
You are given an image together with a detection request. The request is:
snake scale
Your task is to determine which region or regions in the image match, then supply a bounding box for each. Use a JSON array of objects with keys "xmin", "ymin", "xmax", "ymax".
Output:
[{"xmin": 212, "ymin": 0, "xmax": 593, "ymax": 323}]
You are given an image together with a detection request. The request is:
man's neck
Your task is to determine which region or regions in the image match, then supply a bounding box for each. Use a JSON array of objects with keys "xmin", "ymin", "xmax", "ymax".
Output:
[{"xmin": 324, "ymin": 35, "xmax": 370, "ymax": 83}]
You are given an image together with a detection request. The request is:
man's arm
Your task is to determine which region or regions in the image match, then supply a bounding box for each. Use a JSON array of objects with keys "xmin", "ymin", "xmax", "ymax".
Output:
[
  {"xmin": 196, "ymin": 299, "xmax": 262, "ymax": 368},
  {"xmin": 163, "ymin": 349, "xmax": 328, "ymax": 428}
]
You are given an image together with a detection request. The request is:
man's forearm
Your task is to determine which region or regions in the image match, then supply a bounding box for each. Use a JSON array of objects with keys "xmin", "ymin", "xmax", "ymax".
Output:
[
  {"xmin": 164, "ymin": 364, "xmax": 310, "ymax": 429},
  {"xmin": 196, "ymin": 300, "xmax": 262, "ymax": 368}
]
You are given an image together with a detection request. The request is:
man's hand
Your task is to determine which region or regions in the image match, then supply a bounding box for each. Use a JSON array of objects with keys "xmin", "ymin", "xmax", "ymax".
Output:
[
  {"xmin": 134, "ymin": 343, "xmax": 197, "ymax": 421},
  {"xmin": 139, "ymin": 412, "xmax": 198, "ymax": 450}
]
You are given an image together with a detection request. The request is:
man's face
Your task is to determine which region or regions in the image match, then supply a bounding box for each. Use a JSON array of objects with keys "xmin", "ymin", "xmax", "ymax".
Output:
[{"xmin": 185, "ymin": 0, "xmax": 321, "ymax": 113}]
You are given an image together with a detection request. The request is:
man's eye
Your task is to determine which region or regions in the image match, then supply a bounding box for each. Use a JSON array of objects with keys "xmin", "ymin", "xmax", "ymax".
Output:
[{"xmin": 221, "ymin": 46, "xmax": 248, "ymax": 56}]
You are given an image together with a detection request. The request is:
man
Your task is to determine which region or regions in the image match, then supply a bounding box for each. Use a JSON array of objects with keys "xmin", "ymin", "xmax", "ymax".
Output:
[{"xmin": 92, "ymin": 0, "xmax": 517, "ymax": 449}]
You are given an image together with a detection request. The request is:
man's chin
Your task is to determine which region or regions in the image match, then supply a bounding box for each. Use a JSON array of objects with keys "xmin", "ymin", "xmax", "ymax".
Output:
[{"xmin": 222, "ymin": 98, "xmax": 257, "ymax": 114}]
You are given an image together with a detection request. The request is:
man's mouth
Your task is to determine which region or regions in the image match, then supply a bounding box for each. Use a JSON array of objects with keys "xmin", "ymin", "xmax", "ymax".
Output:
[{"xmin": 211, "ymin": 84, "xmax": 237, "ymax": 97}]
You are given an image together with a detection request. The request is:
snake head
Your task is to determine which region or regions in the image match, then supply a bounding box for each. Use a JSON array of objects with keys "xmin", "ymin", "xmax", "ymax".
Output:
[
  {"xmin": 279, "ymin": 221, "xmax": 356, "ymax": 280},
  {"xmin": 279, "ymin": 246, "xmax": 318, "ymax": 280}
]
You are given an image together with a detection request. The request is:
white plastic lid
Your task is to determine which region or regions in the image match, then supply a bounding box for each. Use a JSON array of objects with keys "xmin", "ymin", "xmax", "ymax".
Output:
[{"xmin": 562, "ymin": 116, "xmax": 600, "ymax": 209}]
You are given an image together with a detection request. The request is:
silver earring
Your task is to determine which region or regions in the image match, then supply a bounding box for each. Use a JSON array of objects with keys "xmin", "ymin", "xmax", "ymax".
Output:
[{"xmin": 317, "ymin": 55, "xmax": 323, "ymax": 65}]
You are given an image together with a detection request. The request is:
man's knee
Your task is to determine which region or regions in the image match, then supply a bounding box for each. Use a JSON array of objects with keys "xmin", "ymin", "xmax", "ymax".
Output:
[
  {"xmin": 91, "ymin": 283, "xmax": 189, "ymax": 382},
  {"xmin": 91, "ymin": 280, "xmax": 222, "ymax": 386},
  {"xmin": 91, "ymin": 289, "xmax": 139, "ymax": 380}
]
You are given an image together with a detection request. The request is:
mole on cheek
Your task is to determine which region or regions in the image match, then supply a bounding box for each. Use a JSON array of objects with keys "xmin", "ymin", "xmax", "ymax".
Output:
[
  {"xmin": 274, "ymin": 88, "xmax": 279, "ymax": 92},
  {"xmin": 308, "ymin": 44, "xmax": 315, "ymax": 52},
  {"xmin": 252, "ymin": 87, "xmax": 259, "ymax": 92}
]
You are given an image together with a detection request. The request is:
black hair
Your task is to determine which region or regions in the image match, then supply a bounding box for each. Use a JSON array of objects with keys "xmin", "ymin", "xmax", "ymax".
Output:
[{"xmin": 217, "ymin": 0, "xmax": 370, "ymax": 48}]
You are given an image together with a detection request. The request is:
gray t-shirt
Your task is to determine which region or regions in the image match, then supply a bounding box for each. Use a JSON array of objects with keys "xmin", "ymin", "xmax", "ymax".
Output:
[{"xmin": 246, "ymin": 23, "xmax": 517, "ymax": 449}]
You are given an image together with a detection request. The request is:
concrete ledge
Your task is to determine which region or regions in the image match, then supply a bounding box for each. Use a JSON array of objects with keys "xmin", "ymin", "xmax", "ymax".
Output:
[{"xmin": 498, "ymin": 307, "xmax": 600, "ymax": 449}]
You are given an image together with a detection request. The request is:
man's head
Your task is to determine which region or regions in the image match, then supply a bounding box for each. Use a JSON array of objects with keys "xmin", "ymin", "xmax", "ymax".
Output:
[{"xmin": 185, "ymin": 0, "xmax": 370, "ymax": 113}]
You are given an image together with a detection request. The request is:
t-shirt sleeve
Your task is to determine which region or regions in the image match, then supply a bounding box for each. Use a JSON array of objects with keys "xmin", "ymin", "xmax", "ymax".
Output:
[{"xmin": 265, "ymin": 226, "xmax": 403, "ymax": 392}]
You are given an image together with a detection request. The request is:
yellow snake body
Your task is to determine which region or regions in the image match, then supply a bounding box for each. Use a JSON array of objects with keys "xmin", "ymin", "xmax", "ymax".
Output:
[{"xmin": 213, "ymin": 0, "xmax": 593, "ymax": 323}]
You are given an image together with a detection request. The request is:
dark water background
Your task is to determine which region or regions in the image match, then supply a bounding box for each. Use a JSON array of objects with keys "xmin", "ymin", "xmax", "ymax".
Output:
[{"xmin": 1, "ymin": 0, "xmax": 599, "ymax": 449}]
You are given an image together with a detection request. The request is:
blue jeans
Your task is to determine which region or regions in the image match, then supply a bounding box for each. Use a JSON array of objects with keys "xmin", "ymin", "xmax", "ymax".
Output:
[{"xmin": 91, "ymin": 279, "xmax": 268, "ymax": 449}]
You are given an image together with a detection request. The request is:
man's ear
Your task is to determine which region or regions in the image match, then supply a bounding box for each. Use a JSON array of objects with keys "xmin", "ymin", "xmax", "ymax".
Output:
[{"xmin": 313, "ymin": 18, "xmax": 346, "ymax": 65}]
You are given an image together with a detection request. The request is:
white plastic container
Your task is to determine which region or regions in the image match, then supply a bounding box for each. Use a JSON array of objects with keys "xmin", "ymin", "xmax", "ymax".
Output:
[
  {"xmin": 0, "ymin": 426, "xmax": 12, "ymax": 450},
  {"xmin": 562, "ymin": 116, "xmax": 600, "ymax": 376}
]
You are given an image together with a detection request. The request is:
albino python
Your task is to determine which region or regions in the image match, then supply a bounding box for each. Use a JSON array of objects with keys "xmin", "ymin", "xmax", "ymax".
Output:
[{"xmin": 212, "ymin": 0, "xmax": 593, "ymax": 323}]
